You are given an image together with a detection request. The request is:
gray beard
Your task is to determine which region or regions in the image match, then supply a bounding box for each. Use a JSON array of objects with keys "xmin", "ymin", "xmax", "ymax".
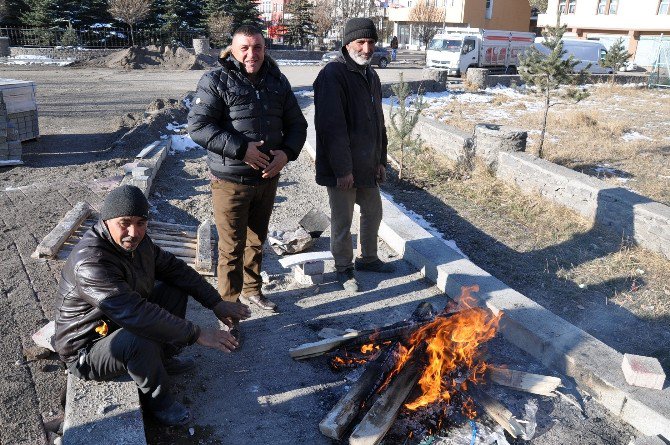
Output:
[{"xmin": 348, "ymin": 49, "xmax": 372, "ymax": 66}]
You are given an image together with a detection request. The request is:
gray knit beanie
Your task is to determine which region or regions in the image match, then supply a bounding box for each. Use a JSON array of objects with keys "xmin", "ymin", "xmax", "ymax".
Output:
[
  {"xmin": 101, "ymin": 185, "xmax": 149, "ymax": 221},
  {"xmin": 343, "ymin": 18, "xmax": 378, "ymax": 46}
]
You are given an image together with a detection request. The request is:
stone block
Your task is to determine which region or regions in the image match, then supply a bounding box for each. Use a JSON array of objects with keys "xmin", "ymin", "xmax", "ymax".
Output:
[
  {"xmin": 622, "ymin": 354, "xmax": 666, "ymax": 390},
  {"xmin": 32, "ymin": 320, "xmax": 55, "ymax": 351},
  {"xmin": 628, "ymin": 435, "xmax": 667, "ymax": 445},
  {"xmin": 298, "ymin": 261, "xmax": 324, "ymax": 276},
  {"xmin": 294, "ymin": 266, "xmax": 324, "ymax": 286}
]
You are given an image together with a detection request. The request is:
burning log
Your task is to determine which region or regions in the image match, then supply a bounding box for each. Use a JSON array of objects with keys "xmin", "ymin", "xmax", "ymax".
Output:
[
  {"xmin": 348, "ymin": 360, "xmax": 422, "ymax": 445},
  {"xmin": 290, "ymin": 302, "xmax": 436, "ymax": 360},
  {"xmin": 488, "ymin": 366, "xmax": 561, "ymax": 397},
  {"xmin": 469, "ymin": 385, "xmax": 526, "ymax": 438},
  {"xmin": 319, "ymin": 343, "xmax": 401, "ymax": 440}
]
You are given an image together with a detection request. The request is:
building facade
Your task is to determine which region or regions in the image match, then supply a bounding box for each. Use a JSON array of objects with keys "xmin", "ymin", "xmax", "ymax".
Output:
[
  {"xmin": 537, "ymin": 0, "xmax": 670, "ymax": 66},
  {"xmin": 386, "ymin": 0, "xmax": 531, "ymax": 48}
]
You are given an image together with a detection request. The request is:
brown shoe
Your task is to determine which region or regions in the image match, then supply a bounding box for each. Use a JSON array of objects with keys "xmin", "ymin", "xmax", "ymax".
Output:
[{"xmin": 240, "ymin": 294, "xmax": 277, "ymax": 312}]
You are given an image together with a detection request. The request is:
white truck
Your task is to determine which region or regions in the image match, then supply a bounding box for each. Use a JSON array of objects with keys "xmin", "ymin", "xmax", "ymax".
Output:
[
  {"xmin": 425, "ymin": 28, "xmax": 536, "ymax": 76},
  {"xmin": 533, "ymin": 38, "xmax": 614, "ymax": 74}
]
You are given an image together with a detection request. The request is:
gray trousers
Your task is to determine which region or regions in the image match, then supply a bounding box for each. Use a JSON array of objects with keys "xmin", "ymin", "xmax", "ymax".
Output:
[
  {"xmin": 327, "ymin": 186, "xmax": 383, "ymax": 272},
  {"xmin": 67, "ymin": 282, "xmax": 188, "ymax": 411}
]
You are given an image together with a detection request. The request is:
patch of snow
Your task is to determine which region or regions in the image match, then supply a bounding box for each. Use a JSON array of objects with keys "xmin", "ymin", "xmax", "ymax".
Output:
[
  {"xmin": 1, "ymin": 55, "xmax": 74, "ymax": 66},
  {"xmin": 276, "ymin": 60, "xmax": 321, "ymax": 66},
  {"xmin": 381, "ymin": 191, "xmax": 468, "ymax": 259},
  {"xmin": 621, "ymin": 131, "xmax": 653, "ymax": 142},
  {"xmin": 166, "ymin": 122, "xmax": 187, "ymax": 132},
  {"xmin": 170, "ymin": 134, "xmax": 202, "ymax": 152},
  {"xmin": 294, "ymin": 90, "xmax": 314, "ymax": 98}
]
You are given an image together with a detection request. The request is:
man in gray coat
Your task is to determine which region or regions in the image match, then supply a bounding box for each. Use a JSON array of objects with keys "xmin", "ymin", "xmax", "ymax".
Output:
[{"xmin": 313, "ymin": 18, "xmax": 395, "ymax": 292}]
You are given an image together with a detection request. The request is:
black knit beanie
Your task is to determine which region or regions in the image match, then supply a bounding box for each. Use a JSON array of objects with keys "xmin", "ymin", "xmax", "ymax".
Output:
[
  {"xmin": 101, "ymin": 185, "xmax": 149, "ymax": 221},
  {"xmin": 343, "ymin": 18, "xmax": 378, "ymax": 46}
]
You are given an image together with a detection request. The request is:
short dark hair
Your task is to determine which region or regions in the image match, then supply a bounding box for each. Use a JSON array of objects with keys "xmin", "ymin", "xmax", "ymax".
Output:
[{"xmin": 232, "ymin": 25, "xmax": 263, "ymax": 39}]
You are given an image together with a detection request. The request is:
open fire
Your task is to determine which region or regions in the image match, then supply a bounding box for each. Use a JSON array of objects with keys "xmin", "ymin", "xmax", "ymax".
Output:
[{"xmin": 320, "ymin": 285, "xmax": 506, "ymax": 443}]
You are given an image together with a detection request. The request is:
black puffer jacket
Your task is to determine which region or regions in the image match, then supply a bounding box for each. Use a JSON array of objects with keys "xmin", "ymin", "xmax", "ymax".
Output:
[
  {"xmin": 313, "ymin": 49, "xmax": 387, "ymax": 188},
  {"xmin": 188, "ymin": 49, "xmax": 307, "ymax": 184},
  {"xmin": 54, "ymin": 220, "xmax": 221, "ymax": 363}
]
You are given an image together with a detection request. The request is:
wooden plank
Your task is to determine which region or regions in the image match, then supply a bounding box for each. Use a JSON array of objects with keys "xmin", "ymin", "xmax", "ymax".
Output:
[
  {"xmin": 470, "ymin": 386, "xmax": 525, "ymax": 438},
  {"xmin": 152, "ymin": 238, "xmax": 197, "ymax": 249},
  {"xmin": 290, "ymin": 331, "xmax": 361, "ymax": 360},
  {"xmin": 148, "ymin": 220, "xmax": 197, "ymax": 237},
  {"xmin": 278, "ymin": 251, "xmax": 334, "ymax": 269},
  {"xmin": 0, "ymin": 160, "xmax": 24, "ymax": 166},
  {"xmin": 160, "ymin": 246, "xmax": 195, "ymax": 258},
  {"xmin": 348, "ymin": 360, "xmax": 421, "ymax": 445},
  {"xmin": 147, "ymin": 232, "xmax": 197, "ymax": 243},
  {"xmin": 32, "ymin": 202, "xmax": 92, "ymax": 259},
  {"xmin": 195, "ymin": 219, "xmax": 213, "ymax": 273},
  {"xmin": 320, "ymin": 344, "xmax": 399, "ymax": 440},
  {"xmin": 488, "ymin": 367, "xmax": 561, "ymax": 397}
]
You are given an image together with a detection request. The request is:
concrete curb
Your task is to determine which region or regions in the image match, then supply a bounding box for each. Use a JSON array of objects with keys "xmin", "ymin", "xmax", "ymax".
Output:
[
  {"xmin": 63, "ymin": 373, "xmax": 145, "ymax": 445},
  {"xmin": 302, "ymin": 104, "xmax": 670, "ymax": 439}
]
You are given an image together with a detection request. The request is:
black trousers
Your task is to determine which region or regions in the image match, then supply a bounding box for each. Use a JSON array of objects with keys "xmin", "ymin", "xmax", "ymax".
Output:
[{"xmin": 67, "ymin": 282, "xmax": 188, "ymax": 410}]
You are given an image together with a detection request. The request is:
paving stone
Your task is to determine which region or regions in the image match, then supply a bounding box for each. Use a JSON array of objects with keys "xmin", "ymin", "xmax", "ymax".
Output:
[{"xmin": 622, "ymin": 354, "xmax": 666, "ymax": 390}]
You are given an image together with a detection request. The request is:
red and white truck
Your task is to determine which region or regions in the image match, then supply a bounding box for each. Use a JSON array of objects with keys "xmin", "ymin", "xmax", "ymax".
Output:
[{"xmin": 425, "ymin": 28, "xmax": 536, "ymax": 76}]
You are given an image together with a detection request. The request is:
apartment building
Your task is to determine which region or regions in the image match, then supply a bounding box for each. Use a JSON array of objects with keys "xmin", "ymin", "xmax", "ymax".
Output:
[
  {"xmin": 537, "ymin": 0, "xmax": 670, "ymax": 66},
  {"xmin": 386, "ymin": 0, "xmax": 531, "ymax": 47}
]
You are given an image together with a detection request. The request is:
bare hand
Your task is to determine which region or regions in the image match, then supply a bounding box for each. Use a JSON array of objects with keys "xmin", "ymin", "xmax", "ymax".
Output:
[
  {"xmin": 336, "ymin": 173, "xmax": 354, "ymax": 189},
  {"xmin": 376, "ymin": 164, "xmax": 387, "ymax": 184},
  {"xmin": 262, "ymin": 150, "xmax": 288, "ymax": 179},
  {"xmin": 196, "ymin": 328, "xmax": 238, "ymax": 352},
  {"xmin": 243, "ymin": 141, "xmax": 269, "ymax": 170},
  {"xmin": 213, "ymin": 300, "xmax": 251, "ymax": 328}
]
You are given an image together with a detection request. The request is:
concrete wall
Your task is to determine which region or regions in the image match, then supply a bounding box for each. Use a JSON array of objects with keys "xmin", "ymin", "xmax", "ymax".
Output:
[{"xmin": 396, "ymin": 111, "xmax": 670, "ymax": 260}]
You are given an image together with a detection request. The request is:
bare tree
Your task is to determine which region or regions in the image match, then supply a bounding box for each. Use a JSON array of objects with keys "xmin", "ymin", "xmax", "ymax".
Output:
[
  {"xmin": 313, "ymin": 0, "xmax": 335, "ymax": 45},
  {"xmin": 207, "ymin": 12, "xmax": 234, "ymax": 47},
  {"xmin": 108, "ymin": 0, "xmax": 152, "ymax": 46},
  {"xmin": 408, "ymin": 0, "xmax": 443, "ymax": 47}
]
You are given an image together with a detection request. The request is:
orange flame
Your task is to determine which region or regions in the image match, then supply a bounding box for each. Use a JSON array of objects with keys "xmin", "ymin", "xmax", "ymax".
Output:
[{"xmin": 381, "ymin": 285, "xmax": 501, "ymax": 412}]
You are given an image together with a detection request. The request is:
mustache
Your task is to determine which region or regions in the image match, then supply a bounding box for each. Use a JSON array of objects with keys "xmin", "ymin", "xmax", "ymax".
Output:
[{"xmin": 122, "ymin": 236, "xmax": 138, "ymax": 243}]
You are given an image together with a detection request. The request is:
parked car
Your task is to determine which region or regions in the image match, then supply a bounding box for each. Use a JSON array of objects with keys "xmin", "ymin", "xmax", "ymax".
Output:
[{"xmin": 321, "ymin": 47, "xmax": 390, "ymax": 68}]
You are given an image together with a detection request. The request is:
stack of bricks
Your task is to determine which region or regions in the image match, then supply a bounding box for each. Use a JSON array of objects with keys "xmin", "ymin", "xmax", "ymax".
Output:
[
  {"xmin": 0, "ymin": 91, "xmax": 22, "ymax": 163},
  {"xmin": 0, "ymin": 78, "xmax": 39, "ymax": 142},
  {"xmin": 8, "ymin": 109, "xmax": 39, "ymax": 141}
]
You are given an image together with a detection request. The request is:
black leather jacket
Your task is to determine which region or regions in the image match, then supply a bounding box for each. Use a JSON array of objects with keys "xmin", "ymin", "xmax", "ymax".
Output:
[
  {"xmin": 188, "ymin": 49, "xmax": 307, "ymax": 184},
  {"xmin": 54, "ymin": 220, "xmax": 221, "ymax": 363}
]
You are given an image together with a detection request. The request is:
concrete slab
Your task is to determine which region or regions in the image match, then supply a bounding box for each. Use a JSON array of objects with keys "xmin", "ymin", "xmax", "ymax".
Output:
[{"xmin": 63, "ymin": 373, "xmax": 145, "ymax": 445}]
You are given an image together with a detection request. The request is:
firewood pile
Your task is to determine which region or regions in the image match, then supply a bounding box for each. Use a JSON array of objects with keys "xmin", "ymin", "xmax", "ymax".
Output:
[{"xmin": 289, "ymin": 286, "xmax": 563, "ymax": 445}]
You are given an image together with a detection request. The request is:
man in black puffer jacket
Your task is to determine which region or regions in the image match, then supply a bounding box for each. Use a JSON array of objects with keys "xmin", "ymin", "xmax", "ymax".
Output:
[
  {"xmin": 188, "ymin": 25, "xmax": 307, "ymax": 322},
  {"xmin": 54, "ymin": 185, "xmax": 251, "ymax": 426}
]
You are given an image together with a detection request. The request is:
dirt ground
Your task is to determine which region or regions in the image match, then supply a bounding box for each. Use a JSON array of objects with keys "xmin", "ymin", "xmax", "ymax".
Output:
[
  {"xmin": 422, "ymin": 83, "xmax": 670, "ymax": 205},
  {"xmin": 0, "ymin": 65, "xmax": 652, "ymax": 444}
]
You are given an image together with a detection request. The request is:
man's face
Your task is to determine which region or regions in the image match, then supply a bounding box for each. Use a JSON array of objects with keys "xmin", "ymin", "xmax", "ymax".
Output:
[
  {"xmin": 106, "ymin": 216, "xmax": 148, "ymax": 252},
  {"xmin": 346, "ymin": 38, "xmax": 376, "ymax": 66},
  {"xmin": 231, "ymin": 33, "xmax": 265, "ymax": 75}
]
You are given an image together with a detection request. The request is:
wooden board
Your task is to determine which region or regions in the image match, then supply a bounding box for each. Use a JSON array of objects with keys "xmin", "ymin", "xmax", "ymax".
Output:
[
  {"xmin": 35, "ymin": 210, "xmax": 215, "ymax": 276},
  {"xmin": 32, "ymin": 201, "xmax": 93, "ymax": 259}
]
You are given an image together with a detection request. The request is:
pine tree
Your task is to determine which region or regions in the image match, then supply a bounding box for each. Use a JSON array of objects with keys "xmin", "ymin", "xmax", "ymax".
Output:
[
  {"xmin": 518, "ymin": 15, "xmax": 589, "ymax": 158},
  {"xmin": 388, "ymin": 73, "xmax": 426, "ymax": 180},
  {"xmin": 227, "ymin": 0, "xmax": 263, "ymax": 31},
  {"xmin": 21, "ymin": 0, "xmax": 58, "ymax": 27},
  {"xmin": 61, "ymin": 0, "xmax": 112, "ymax": 27},
  {"xmin": 284, "ymin": 0, "xmax": 315, "ymax": 47},
  {"xmin": 603, "ymin": 37, "xmax": 631, "ymax": 83}
]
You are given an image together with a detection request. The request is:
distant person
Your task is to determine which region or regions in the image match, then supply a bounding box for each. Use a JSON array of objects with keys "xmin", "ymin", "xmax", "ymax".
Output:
[
  {"xmin": 313, "ymin": 18, "xmax": 395, "ymax": 293},
  {"xmin": 54, "ymin": 185, "xmax": 251, "ymax": 426},
  {"xmin": 188, "ymin": 25, "xmax": 307, "ymax": 325},
  {"xmin": 390, "ymin": 35, "xmax": 398, "ymax": 61}
]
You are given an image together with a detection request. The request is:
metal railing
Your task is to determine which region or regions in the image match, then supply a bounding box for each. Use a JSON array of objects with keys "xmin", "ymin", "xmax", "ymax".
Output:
[{"xmin": 0, "ymin": 26, "xmax": 205, "ymax": 49}]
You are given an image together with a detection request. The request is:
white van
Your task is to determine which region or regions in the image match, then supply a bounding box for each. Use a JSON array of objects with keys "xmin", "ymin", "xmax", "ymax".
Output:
[{"xmin": 533, "ymin": 38, "xmax": 613, "ymax": 74}]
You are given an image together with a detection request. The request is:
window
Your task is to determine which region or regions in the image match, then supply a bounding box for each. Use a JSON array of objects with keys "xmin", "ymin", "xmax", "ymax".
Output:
[
  {"xmin": 485, "ymin": 0, "xmax": 493, "ymax": 19},
  {"xmin": 659, "ymin": 0, "xmax": 670, "ymax": 14},
  {"xmin": 558, "ymin": 0, "xmax": 566, "ymax": 13},
  {"xmin": 567, "ymin": 0, "xmax": 576, "ymax": 13},
  {"xmin": 596, "ymin": 0, "xmax": 617, "ymax": 14}
]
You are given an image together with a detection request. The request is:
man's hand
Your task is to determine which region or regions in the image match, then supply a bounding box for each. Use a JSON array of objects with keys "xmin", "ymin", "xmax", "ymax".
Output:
[
  {"xmin": 262, "ymin": 150, "xmax": 288, "ymax": 179},
  {"xmin": 336, "ymin": 173, "xmax": 354, "ymax": 189},
  {"xmin": 376, "ymin": 164, "xmax": 387, "ymax": 184},
  {"xmin": 212, "ymin": 300, "xmax": 251, "ymax": 328},
  {"xmin": 243, "ymin": 141, "xmax": 270, "ymax": 170},
  {"xmin": 196, "ymin": 328, "xmax": 238, "ymax": 353}
]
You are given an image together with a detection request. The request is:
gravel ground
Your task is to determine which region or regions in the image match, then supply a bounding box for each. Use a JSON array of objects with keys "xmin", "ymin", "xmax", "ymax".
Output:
[{"xmin": 0, "ymin": 66, "xmax": 642, "ymax": 444}]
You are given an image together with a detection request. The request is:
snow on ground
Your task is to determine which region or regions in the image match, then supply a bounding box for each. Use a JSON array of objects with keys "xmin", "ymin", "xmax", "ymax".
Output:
[
  {"xmin": 164, "ymin": 122, "xmax": 203, "ymax": 152},
  {"xmin": 621, "ymin": 131, "xmax": 653, "ymax": 141},
  {"xmin": 276, "ymin": 60, "xmax": 321, "ymax": 66},
  {"xmin": 0, "ymin": 55, "xmax": 75, "ymax": 66}
]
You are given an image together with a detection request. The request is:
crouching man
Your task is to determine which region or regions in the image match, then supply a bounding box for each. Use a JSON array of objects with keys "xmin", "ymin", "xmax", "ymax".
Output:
[{"xmin": 54, "ymin": 185, "xmax": 251, "ymax": 426}]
